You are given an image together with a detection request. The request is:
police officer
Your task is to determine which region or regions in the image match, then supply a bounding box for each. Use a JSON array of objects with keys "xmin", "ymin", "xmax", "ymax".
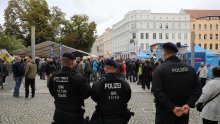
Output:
[
  {"xmin": 152, "ymin": 42, "xmax": 202, "ymax": 124},
  {"xmin": 48, "ymin": 53, "xmax": 91, "ymax": 124},
  {"xmin": 90, "ymin": 59, "xmax": 132, "ymax": 124}
]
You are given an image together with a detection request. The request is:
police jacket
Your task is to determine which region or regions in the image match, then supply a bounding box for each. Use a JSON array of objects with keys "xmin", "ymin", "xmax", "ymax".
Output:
[
  {"xmin": 152, "ymin": 56, "xmax": 202, "ymax": 111},
  {"xmin": 91, "ymin": 73, "xmax": 131, "ymax": 115},
  {"xmin": 48, "ymin": 66, "xmax": 91, "ymax": 113}
]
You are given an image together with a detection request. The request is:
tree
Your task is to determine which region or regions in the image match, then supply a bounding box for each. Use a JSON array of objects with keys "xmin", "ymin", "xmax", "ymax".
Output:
[
  {"xmin": 61, "ymin": 15, "xmax": 97, "ymax": 52},
  {"xmin": 4, "ymin": 0, "xmax": 25, "ymax": 40},
  {"xmin": 49, "ymin": 6, "xmax": 67, "ymax": 42},
  {"xmin": 0, "ymin": 32, "xmax": 25, "ymax": 53},
  {"xmin": 4, "ymin": 0, "xmax": 65, "ymax": 46}
]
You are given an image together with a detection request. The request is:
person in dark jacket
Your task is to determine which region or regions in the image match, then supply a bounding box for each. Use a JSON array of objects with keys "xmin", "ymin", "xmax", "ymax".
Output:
[
  {"xmin": 142, "ymin": 60, "xmax": 152, "ymax": 90},
  {"xmin": 128, "ymin": 60, "xmax": 136, "ymax": 82},
  {"xmin": 83, "ymin": 56, "xmax": 92, "ymax": 83},
  {"xmin": 48, "ymin": 53, "xmax": 91, "ymax": 124},
  {"xmin": 46, "ymin": 58, "xmax": 56, "ymax": 87},
  {"xmin": 12, "ymin": 56, "xmax": 25, "ymax": 98},
  {"xmin": 1, "ymin": 59, "xmax": 9, "ymax": 86},
  {"xmin": 135, "ymin": 60, "xmax": 140, "ymax": 82},
  {"xmin": 90, "ymin": 59, "xmax": 132, "ymax": 124},
  {"xmin": 152, "ymin": 42, "xmax": 202, "ymax": 124}
]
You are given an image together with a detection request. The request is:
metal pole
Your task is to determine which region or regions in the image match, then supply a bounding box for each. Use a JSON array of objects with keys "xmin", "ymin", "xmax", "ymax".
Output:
[
  {"xmin": 31, "ymin": 26, "xmax": 35, "ymax": 60},
  {"xmin": 191, "ymin": 31, "xmax": 195, "ymax": 68}
]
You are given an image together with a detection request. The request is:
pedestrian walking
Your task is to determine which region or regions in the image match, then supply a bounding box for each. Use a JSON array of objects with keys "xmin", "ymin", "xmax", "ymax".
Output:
[
  {"xmin": 24, "ymin": 56, "xmax": 37, "ymax": 99},
  {"xmin": 152, "ymin": 42, "xmax": 202, "ymax": 124}
]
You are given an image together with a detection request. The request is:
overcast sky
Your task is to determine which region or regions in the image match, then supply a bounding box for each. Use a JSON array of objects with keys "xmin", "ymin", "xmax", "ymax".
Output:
[{"xmin": 0, "ymin": 0, "xmax": 220, "ymax": 35}]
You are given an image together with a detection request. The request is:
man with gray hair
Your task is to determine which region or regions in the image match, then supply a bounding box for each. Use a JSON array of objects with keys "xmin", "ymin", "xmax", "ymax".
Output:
[
  {"xmin": 198, "ymin": 62, "xmax": 208, "ymax": 87},
  {"xmin": 12, "ymin": 56, "xmax": 25, "ymax": 98}
]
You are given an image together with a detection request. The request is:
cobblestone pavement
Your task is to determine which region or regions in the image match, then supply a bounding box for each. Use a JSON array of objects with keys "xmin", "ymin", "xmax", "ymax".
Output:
[{"xmin": 0, "ymin": 76, "xmax": 203, "ymax": 124}]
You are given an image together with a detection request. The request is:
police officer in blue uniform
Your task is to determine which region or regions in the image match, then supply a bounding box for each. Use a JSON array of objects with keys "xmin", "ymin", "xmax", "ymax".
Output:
[
  {"xmin": 48, "ymin": 53, "xmax": 91, "ymax": 124},
  {"xmin": 152, "ymin": 42, "xmax": 202, "ymax": 124},
  {"xmin": 90, "ymin": 59, "xmax": 132, "ymax": 124}
]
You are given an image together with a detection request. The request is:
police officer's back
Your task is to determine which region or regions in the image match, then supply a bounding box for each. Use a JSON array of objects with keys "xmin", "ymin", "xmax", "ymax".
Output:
[
  {"xmin": 90, "ymin": 59, "xmax": 132, "ymax": 124},
  {"xmin": 48, "ymin": 53, "xmax": 91, "ymax": 124},
  {"xmin": 152, "ymin": 42, "xmax": 202, "ymax": 124}
]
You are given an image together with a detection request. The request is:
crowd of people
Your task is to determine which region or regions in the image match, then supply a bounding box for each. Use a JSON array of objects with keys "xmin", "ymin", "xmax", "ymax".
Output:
[{"xmin": 0, "ymin": 42, "xmax": 219, "ymax": 124}]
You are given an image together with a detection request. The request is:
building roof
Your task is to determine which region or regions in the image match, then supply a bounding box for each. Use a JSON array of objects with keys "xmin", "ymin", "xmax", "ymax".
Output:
[
  {"xmin": 183, "ymin": 9, "xmax": 220, "ymax": 18},
  {"xmin": 13, "ymin": 41, "xmax": 96, "ymax": 58}
]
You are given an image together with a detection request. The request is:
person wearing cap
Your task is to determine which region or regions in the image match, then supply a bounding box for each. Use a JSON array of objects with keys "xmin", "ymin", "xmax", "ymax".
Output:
[
  {"xmin": 90, "ymin": 59, "xmax": 132, "ymax": 124},
  {"xmin": 90, "ymin": 59, "xmax": 131, "ymax": 124},
  {"xmin": 152, "ymin": 42, "xmax": 202, "ymax": 124},
  {"xmin": 48, "ymin": 52, "xmax": 91, "ymax": 124}
]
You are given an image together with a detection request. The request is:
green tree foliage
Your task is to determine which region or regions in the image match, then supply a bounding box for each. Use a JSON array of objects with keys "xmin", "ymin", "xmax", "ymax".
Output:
[
  {"xmin": 4, "ymin": 0, "xmax": 25, "ymax": 40},
  {"xmin": 61, "ymin": 15, "xmax": 97, "ymax": 52},
  {"xmin": 0, "ymin": 32, "xmax": 25, "ymax": 53},
  {"xmin": 4, "ymin": 0, "xmax": 97, "ymax": 53}
]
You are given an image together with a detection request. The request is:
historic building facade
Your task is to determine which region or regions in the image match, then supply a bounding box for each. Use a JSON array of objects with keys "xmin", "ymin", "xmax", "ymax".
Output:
[
  {"xmin": 112, "ymin": 10, "xmax": 190, "ymax": 59},
  {"xmin": 183, "ymin": 10, "xmax": 220, "ymax": 53}
]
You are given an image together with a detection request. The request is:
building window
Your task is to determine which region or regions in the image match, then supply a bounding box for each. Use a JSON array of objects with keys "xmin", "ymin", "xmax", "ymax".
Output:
[
  {"xmin": 166, "ymin": 23, "xmax": 168, "ymax": 29},
  {"xmin": 172, "ymin": 23, "xmax": 175, "ymax": 29},
  {"xmin": 216, "ymin": 24, "xmax": 218, "ymax": 30},
  {"xmin": 159, "ymin": 33, "xmax": 163, "ymax": 39},
  {"xmin": 132, "ymin": 33, "xmax": 136, "ymax": 39},
  {"xmin": 199, "ymin": 34, "xmax": 201, "ymax": 39},
  {"xmin": 210, "ymin": 44, "xmax": 213, "ymax": 50},
  {"xmin": 172, "ymin": 33, "xmax": 175, "ymax": 39},
  {"xmin": 153, "ymin": 33, "xmax": 157, "ymax": 39},
  {"xmin": 204, "ymin": 24, "xmax": 207, "ymax": 30},
  {"xmin": 204, "ymin": 44, "xmax": 207, "ymax": 49},
  {"xmin": 140, "ymin": 33, "xmax": 144, "ymax": 39},
  {"xmin": 210, "ymin": 34, "xmax": 213, "ymax": 39},
  {"xmin": 216, "ymin": 44, "xmax": 218, "ymax": 50},
  {"xmin": 153, "ymin": 23, "xmax": 156, "ymax": 29},
  {"xmin": 160, "ymin": 23, "xmax": 162, "ymax": 29},
  {"xmin": 178, "ymin": 23, "xmax": 181, "ymax": 29},
  {"xmin": 131, "ymin": 24, "xmax": 134, "ymax": 29},
  {"xmin": 210, "ymin": 24, "xmax": 213, "ymax": 30},
  {"xmin": 178, "ymin": 33, "xmax": 181, "ymax": 39},
  {"xmin": 204, "ymin": 34, "xmax": 207, "ymax": 39},
  {"xmin": 216, "ymin": 34, "xmax": 219, "ymax": 40},
  {"xmin": 134, "ymin": 23, "xmax": 137, "ymax": 29},
  {"xmin": 199, "ymin": 44, "xmax": 201, "ymax": 47},
  {"xmin": 166, "ymin": 33, "xmax": 169, "ymax": 39},
  {"xmin": 140, "ymin": 23, "xmax": 142, "ymax": 29},
  {"xmin": 146, "ymin": 43, "xmax": 149, "ymax": 50},
  {"xmin": 199, "ymin": 24, "xmax": 201, "ymax": 30},
  {"xmin": 184, "ymin": 33, "xmax": 187, "ymax": 40},
  {"xmin": 146, "ymin": 33, "xmax": 149, "ymax": 39},
  {"xmin": 193, "ymin": 24, "xmax": 195, "ymax": 30},
  {"xmin": 146, "ymin": 23, "xmax": 149, "ymax": 29}
]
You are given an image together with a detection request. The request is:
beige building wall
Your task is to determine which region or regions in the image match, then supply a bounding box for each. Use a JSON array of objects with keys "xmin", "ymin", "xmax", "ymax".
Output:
[
  {"xmin": 191, "ymin": 19, "xmax": 220, "ymax": 53},
  {"xmin": 103, "ymin": 28, "xmax": 113, "ymax": 58},
  {"xmin": 183, "ymin": 10, "xmax": 220, "ymax": 54}
]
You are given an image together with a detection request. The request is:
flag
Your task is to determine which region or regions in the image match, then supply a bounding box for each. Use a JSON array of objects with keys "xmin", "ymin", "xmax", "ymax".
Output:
[{"xmin": 0, "ymin": 49, "xmax": 14, "ymax": 63}]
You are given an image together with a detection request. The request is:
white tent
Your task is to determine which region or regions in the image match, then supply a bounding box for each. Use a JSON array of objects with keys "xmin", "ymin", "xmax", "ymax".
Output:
[{"xmin": 13, "ymin": 41, "xmax": 96, "ymax": 58}]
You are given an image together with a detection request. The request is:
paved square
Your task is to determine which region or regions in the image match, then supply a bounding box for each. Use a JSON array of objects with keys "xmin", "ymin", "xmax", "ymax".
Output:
[{"xmin": 0, "ymin": 77, "xmax": 203, "ymax": 124}]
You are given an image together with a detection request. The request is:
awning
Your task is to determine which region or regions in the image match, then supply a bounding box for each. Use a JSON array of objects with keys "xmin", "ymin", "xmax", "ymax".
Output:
[{"xmin": 12, "ymin": 41, "xmax": 96, "ymax": 58}]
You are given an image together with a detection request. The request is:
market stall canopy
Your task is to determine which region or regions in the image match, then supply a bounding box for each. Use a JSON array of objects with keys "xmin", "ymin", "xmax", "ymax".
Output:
[
  {"xmin": 12, "ymin": 41, "xmax": 96, "ymax": 58},
  {"xmin": 135, "ymin": 53, "xmax": 151, "ymax": 59}
]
